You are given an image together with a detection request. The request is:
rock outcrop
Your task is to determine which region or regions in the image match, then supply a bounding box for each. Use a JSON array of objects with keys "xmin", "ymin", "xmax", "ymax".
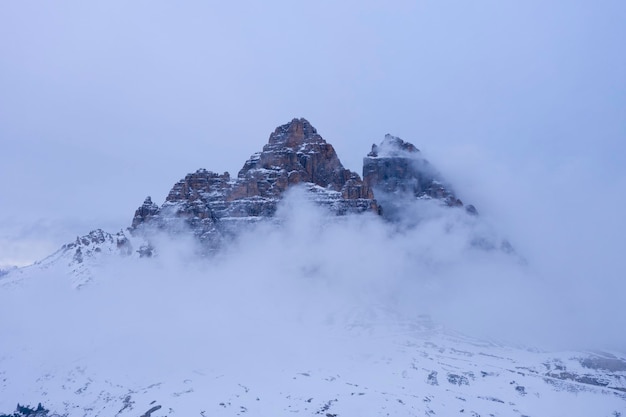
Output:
[
  {"xmin": 361, "ymin": 135, "xmax": 515, "ymax": 253},
  {"xmin": 129, "ymin": 120, "xmax": 491, "ymax": 248},
  {"xmin": 7, "ymin": 118, "xmax": 514, "ymax": 282},
  {"xmin": 130, "ymin": 121, "xmax": 486, "ymax": 246},
  {"xmin": 363, "ymin": 134, "xmax": 477, "ymax": 220},
  {"xmin": 62, "ymin": 229, "xmax": 133, "ymax": 261},
  {"xmin": 130, "ymin": 118, "xmax": 378, "ymax": 245},
  {"xmin": 131, "ymin": 196, "xmax": 160, "ymax": 229},
  {"xmin": 31, "ymin": 229, "xmax": 135, "ymax": 288}
]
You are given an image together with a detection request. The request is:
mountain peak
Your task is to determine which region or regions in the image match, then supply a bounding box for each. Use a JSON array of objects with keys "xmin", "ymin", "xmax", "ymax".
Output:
[
  {"xmin": 363, "ymin": 134, "xmax": 467, "ymax": 216},
  {"xmin": 267, "ymin": 117, "xmax": 322, "ymax": 149},
  {"xmin": 129, "ymin": 120, "xmax": 490, "ymax": 249},
  {"xmin": 131, "ymin": 195, "xmax": 160, "ymax": 229},
  {"xmin": 131, "ymin": 118, "xmax": 377, "ymax": 245},
  {"xmin": 368, "ymin": 134, "xmax": 420, "ymax": 158}
]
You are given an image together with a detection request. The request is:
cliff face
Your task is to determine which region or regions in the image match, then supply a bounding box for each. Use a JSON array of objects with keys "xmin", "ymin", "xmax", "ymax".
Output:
[
  {"xmin": 229, "ymin": 118, "xmax": 375, "ymax": 213},
  {"xmin": 363, "ymin": 134, "xmax": 477, "ymax": 220},
  {"xmin": 130, "ymin": 118, "xmax": 378, "ymax": 245},
  {"xmin": 130, "ymin": 120, "xmax": 483, "ymax": 247}
]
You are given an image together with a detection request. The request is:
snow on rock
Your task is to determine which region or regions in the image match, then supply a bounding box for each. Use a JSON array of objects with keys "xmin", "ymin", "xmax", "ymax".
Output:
[
  {"xmin": 129, "ymin": 118, "xmax": 378, "ymax": 248},
  {"xmin": 128, "ymin": 119, "xmax": 497, "ymax": 253},
  {"xmin": 363, "ymin": 134, "xmax": 467, "ymax": 214},
  {"xmin": 0, "ymin": 229, "xmax": 145, "ymax": 289}
]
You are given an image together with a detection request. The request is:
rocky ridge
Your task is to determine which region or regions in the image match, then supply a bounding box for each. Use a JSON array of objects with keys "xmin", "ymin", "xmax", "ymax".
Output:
[
  {"xmin": 130, "ymin": 119, "xmax": 472, "ymax": 246},
  {"xmin": 131, "ymin": 118, "xmax": 378, "ymax": 246},
  {"xmin": 4, "ymin": 118, "xmax": 507, "ymax": 280},
  {"xmin": 363, "ymin": 134, "xmax": 477, "ymax": 221},
  {"xmin": 2, "ymin": 229, "xmax": 141, "ymax": 289},
  {"xmin": 3, "ymin": 118, "xmax": 491, "ymax": 285}
]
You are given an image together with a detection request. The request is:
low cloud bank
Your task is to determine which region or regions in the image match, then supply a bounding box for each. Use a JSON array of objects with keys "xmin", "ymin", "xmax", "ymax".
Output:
[{"xmin": 1, "ymin": 186, "xmax": 624, "ymax": 381}]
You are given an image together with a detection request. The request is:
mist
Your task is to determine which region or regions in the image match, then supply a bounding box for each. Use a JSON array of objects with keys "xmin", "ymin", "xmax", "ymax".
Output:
[{"xmin": 2, "ymin": 182, "xmax": 624, "ymax": 389}]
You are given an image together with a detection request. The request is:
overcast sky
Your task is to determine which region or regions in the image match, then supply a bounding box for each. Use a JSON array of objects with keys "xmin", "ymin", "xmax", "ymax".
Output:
[{"xmin": 1, "ymin": 1, "xmax": 625, "ymax": 266}]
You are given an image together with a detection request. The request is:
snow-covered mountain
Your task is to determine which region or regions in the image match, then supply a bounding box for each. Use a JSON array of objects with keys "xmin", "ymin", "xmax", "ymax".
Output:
[{"xmin": 1, "ymin": 119, "xmax": 624, "ymax": 416}]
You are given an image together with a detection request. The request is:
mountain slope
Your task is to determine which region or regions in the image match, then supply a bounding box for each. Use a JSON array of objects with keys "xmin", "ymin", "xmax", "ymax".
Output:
[{"xmin": 1, "ymin": 275, "xmax": 624, "ymax": 417}]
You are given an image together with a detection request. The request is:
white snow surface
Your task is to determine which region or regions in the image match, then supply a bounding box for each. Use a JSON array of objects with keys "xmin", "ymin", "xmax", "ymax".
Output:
[{"xmin": 2, "ymin": 256, "xmax": 625, "ymax": 416}]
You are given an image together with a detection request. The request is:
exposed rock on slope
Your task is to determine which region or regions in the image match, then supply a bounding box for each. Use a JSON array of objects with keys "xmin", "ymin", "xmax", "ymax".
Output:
[
  {"xmin": 22, "ymin": 229, "xmax": 136, "ymax": 288},
  {"xmin": 28, "ymin": 121, "xmax": 511, "ymax": 280},
  {"xmin": 60, "ymin": 229, "xmax": 133, "ymax": 263},
  {"xmin": 362, "ymin": 134, "xmax": 516, "ymax": 253},
  {"xmin": 128, "ymin": 119, "xmax": 500, "ymax": 252},
  {"xmin": 233, "ymin": 118, "xmax": 374, "ymax": 207},
  {"xmin": 363, "ymin": 134, "xmax": 477, "ymax": 220},
  {"xmin": 130, "ymin": 118, "xmax": 378, "ymax": 244},
  {"xmin": 131, "ymin": 196, "xmax": 160, "ymax": 229}
]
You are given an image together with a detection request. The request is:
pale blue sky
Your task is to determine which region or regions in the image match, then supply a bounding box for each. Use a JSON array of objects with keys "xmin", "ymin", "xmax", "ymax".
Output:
[{"xmin": 1, "ymin": 1, "xmax": 625, "ymax": 266}]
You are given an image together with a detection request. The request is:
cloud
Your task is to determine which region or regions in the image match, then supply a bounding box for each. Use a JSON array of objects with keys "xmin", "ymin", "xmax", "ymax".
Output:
[
  {"xmin": 4, "ymin": 175, "xmax": 623, "ymax": 387},
  {"xmin": 423, "ymin": 142, "xmax": 626, "ymax": 350}
]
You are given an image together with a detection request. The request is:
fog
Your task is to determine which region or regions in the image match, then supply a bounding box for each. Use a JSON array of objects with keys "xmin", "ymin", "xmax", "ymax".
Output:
[{"xmin": 2, "ymin": 182, "xmax": 625, "ymax": 385}]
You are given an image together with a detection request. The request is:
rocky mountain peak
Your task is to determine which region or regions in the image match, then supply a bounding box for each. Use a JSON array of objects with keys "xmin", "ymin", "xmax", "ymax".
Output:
[
  {"xmin": 131, "ymin": 119, "xmax": 377, "ymax": 246},
  {"xmin": 129, "ymin": 120, "xmax": 491, "ymax": 249},
  {"xmin": 368, "ymin": 134, "xmax": 420, "ymax": 157},
  {"xmin": 131, "ymin": 196, "xmax": 160, "ymax": 228},
  {"xmin": 266, "ymin": 117, "xmax": 321, "ymax": 149},
  {"xmin": 236, "ymin": 117, "xmax": 351, "ymax": 194},
  {"xmin": 363, "ymin": 134, "xmax": 476, "ymax": 218}
]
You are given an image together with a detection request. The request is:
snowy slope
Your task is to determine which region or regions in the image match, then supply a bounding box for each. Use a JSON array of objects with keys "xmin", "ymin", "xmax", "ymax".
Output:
[
  {"xmin": 1, "ymin": 314, "xmax": 624, "ymax": 416},
  {"xmin": 3, "ymin": 229, "xmax": 142, "ymax": 289},
  {"xmin": 2, "ymin": 256, "xmax": 625, "ymax": 416}
]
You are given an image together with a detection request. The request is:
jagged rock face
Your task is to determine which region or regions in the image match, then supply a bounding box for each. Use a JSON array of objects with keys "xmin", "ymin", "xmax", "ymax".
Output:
[
  {"xmin": 360, "ymin": 134, "xmax": 513, "ymax": 252},
  {"xmin": 363, "ymin": 134, "xmax": 476, "ymax": 219},
  {"xmin": 130, "ymin": 123, "xmax": 488, "ymax": 246},
  {"xmin": 131, "ymin": 196, "xmax": 160, "ymax": 229},
  {"xmin": 60, "ymin": 230, "xmax": 133, "ymax": 267},
  {"xmin": 131, "ymin": 118, "xmax": 377, "ymax": 244},
  {"xmin": 62, "ymin": 229, "xmax": 132, "ymax": 259},
  {"xmin": 230, "ymin": 119, "xmax": 375, "ymax": 215},
  {"xmin": 35, "ymin": 229, "xmax": 137, "ymax": 288},
  {"xmin": 234, "ymin": 120, "xmax": 360, "ymax": 196}
]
